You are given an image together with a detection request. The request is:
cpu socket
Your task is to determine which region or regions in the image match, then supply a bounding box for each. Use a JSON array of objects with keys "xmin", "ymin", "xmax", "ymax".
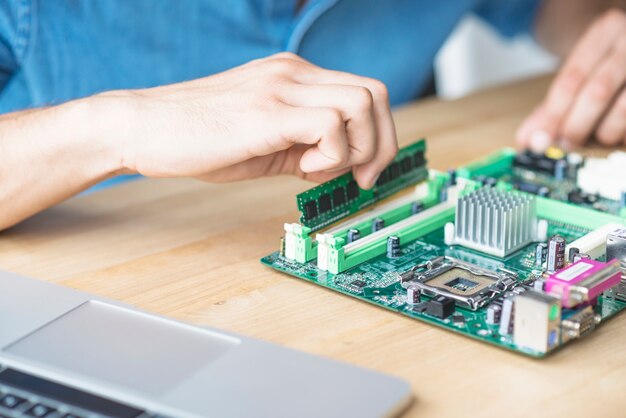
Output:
[{"xmin": 405, "ymin": 256, "xmax": 517, "ymax": 310}]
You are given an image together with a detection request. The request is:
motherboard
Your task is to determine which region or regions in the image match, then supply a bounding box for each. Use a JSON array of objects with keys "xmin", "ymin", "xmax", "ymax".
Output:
[{"xmin": 261, "ymin": 139, "xmax": 626, "ymax": 357}]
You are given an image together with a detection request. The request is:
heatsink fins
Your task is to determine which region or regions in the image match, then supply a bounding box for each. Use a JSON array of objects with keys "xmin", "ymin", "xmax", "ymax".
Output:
[{"xmin": 455, "ymin": 188, "xmax": 537, "ymax": 257}]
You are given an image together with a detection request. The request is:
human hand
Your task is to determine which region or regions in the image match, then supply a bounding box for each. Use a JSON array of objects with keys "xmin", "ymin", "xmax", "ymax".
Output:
[
  {"xmin": 102, "ymin": 52, "xmax": 397, "ymax": 189},
  {"xmin": 516, "ymin": 8, "xmax": 626, "ymax": 151}
]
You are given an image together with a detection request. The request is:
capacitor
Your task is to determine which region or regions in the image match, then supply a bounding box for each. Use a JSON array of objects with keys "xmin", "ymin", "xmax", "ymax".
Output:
[
  {"xmin": 554, "ymin": 159, "xmax": 568, "ymax": 181},
  {"xmin": 439, "ymin": 188, "xmax": 448, "ymax": 203},
  {"xmin": 372, "ymin": 217, "xmax": 385, "ymax": 233},
  {"xmin": 406, "ymin": 286, "xmax": 420, "ymax": 305},
  {"xmin": 347, "ymin": 229, "xmax": 361, "ymax": 243},
  {"xmin": 486, "ymin": 303, "xmax": 502, "ymax": 325},
  {"xmin": 587, "ymin": 193, "xmax": 599, "ymax": 204},
  {"xmin": 537, "ymin": 186, "xmax": 550, "ymax": 197},
  {"xmin": 387, "ymin": 236, "xmax": 400, "ymax": 258},
  {"xmin": 484, "ymin": 177, "xmax": 497, "ymax": 188},
  {"xmin": 411, "ymin": 201, "xmax": 424, "ymax": 215},
  {"xmin": 447, "ymin": 169, "xmax": 457, "ymax": 186},
  {"xmin": 535, "ymin": 242, "xmax": 547, "ymax": 266},
  {"xmin": 547, "ymin": 235, "xmax": 566, "ymax": 272}
]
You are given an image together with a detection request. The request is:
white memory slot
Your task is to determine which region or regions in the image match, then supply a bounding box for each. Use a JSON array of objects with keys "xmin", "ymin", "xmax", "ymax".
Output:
[
  {"xmin": 342, "ymin": 200, "xmax": 456, "ymax": 255},
  {"xmin": 325, "ymin": 177, "xmax": 470, "ymax": 236},
  {"xmin": 325, "ymin": 191, "xmax": 421, "ymax": 235},
  {"xmin": 284, "ymin": 223, "xmax": 296, "ymax": 260},
  {"xmin": 445, "ymin": 177, "xmax": 472, "ymax": 204},
  {"xmin": 316, "ymin": 234, "xmax": 330, "ymax": 271},
  {"xmin": 565, "ymin": 223, "xmax": 623, "ymax": 261}
]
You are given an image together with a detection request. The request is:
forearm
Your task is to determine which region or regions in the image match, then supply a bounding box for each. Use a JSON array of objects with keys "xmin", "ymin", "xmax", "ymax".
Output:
[
  {"xmin": 535, "ymin": 0, "xmax": 626, "ymax": 57},
  {"xmin": 0, "ymin": 108, "xmax": 39, "ymax": 122},
  {"xmin": 0, "ymin": 99, "xmax": 125, "ymax": 230}
]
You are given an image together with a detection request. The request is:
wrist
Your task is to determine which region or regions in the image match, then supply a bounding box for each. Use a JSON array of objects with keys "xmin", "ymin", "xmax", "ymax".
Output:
[{"xmin": 60, "ymin": 94, "xmax": 135, "ymax": 179}]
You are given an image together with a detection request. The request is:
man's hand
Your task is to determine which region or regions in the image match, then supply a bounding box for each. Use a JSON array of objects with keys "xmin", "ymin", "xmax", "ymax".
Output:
[
  {"xmin": 0, "ymin": 52, "xmax": 397, "ymax": 230},
  {"xmin": 104, "ymin": 52, "xmax": 397, "ymax": 189},
  {"xmin": 517, "ymin": 8, "xmax": 626, "ymax": 151}
]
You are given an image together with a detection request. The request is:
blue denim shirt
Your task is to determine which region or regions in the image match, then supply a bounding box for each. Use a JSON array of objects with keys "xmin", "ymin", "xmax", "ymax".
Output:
[{"xmin": 0, "ymin": 0, "xmax": 539, "ymax": 187}]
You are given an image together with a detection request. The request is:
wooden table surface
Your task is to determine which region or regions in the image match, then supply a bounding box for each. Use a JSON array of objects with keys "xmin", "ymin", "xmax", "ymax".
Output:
[{"xmin": 1, "ymin": 75, "xmax": 624, "ymax": 418}]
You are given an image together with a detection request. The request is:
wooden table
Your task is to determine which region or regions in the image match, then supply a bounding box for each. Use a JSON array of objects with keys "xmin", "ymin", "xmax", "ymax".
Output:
[{"xmin": 1, "ymin": 76, "xmax": 624, "ymax": 418}]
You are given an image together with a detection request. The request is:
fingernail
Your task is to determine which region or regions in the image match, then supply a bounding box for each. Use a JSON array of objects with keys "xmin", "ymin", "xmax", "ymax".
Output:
[
  {"xmin": 359, "ymin": 172, "xmax": 378, "ymax": 190},
  {"xmin": 529, "ymin": 130, "xmax": 552, "ymax": 153}
]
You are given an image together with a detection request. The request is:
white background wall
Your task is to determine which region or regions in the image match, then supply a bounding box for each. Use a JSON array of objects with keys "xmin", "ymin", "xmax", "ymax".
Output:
[{"xmin": 435, "ymin": 15, "xmax": 559, "ymax": 99}]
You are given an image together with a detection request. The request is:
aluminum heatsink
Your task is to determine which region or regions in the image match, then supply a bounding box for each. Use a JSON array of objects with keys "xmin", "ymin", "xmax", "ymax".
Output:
[{"xmin": 455, "ymin": 188, "xmax": 537, "ymax": 257}]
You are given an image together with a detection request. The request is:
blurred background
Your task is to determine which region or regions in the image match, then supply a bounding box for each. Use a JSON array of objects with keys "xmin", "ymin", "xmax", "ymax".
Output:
[{"xmin": 435, "ymin": 15, "xmax": 558, "ymax": 99}]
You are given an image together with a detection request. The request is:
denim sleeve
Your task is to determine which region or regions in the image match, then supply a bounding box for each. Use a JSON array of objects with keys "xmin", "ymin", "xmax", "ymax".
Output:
[
  {"xmin": 475, "ymin": 0, "xmax": 542, "ymax": 38},
  {"xmin": 0, "ymin": 0, "xmax": 30, "ymax": 90}
]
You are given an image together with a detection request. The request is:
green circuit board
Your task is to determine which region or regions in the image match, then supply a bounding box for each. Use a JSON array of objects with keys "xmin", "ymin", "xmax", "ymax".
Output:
[
  {"xmin": 262, "ymin": 141, "xmax": 626, "ymax": 357},
  {"xmin": 458, "ymin": 147, "xmax": 624, "ymax": 216}
]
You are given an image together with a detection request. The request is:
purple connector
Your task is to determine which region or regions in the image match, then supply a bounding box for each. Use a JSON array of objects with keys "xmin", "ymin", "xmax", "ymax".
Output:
[{"xmin": 545, "ymin": 259, "xmax": 622, "ymax": 308}]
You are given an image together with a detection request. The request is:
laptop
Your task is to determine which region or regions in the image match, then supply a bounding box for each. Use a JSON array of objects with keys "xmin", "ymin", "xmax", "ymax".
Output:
[{"xmin": 0, "ymin": 270, "xmax": 412, "ymax": 418}]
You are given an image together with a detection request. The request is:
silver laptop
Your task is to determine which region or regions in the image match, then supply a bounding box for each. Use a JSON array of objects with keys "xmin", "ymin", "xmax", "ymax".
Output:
[{"xmin": 0, "ymin": 270, "xmax": 411, "ymax": 418}]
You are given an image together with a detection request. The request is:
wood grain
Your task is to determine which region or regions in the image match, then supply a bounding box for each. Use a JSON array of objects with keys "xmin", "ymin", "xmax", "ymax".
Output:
[{"xmin": 1, "ymin": 75, "xmax": 624, "ymax": 418}]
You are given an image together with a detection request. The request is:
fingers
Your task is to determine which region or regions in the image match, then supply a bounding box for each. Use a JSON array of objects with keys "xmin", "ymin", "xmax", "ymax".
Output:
[
  {"xmin": 596, "ymin": 88, "xmax": 626, "ymax": 145},
  {"xmin": 279, "ymin": 83, "xmax": 377, "ymax": 167},
  {"xmin": 516, "ymin": 9, "xmax": 626, "ymax": 150},
  {"xmin": 261, "ymin": 52, "xmax": 397, "ymax": 188},
  {"xmin": 516, "ymin": 104, "xmax": 555, "ymax": 152},
  {"xmin": 295, "ymin": 68, "xmax": 398, "ymax": 188},
  {"xmin": 561, "ymin": 45, "xmax": 626, "ymax": 145},
  {"xmin": 245, "ymin": 52, "xmax": 397, "ymax": 188},
  {"xmin": 197, "ymin": 144, "xmax": 352, "ymax": 183},
  {"xmin": 276, "ymin": 105, "xmax": 351, "ymax": 173}
]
